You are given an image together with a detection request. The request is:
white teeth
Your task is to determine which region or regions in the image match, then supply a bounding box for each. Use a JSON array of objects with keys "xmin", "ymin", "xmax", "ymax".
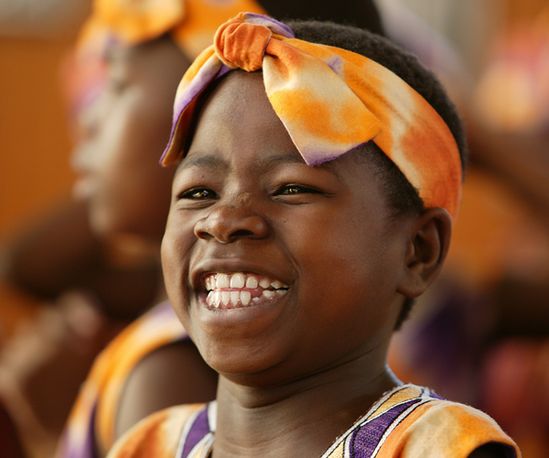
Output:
[
  {"xmin": 217, "ymin": 274, "xmax": 229, "ymax": 288},
  {"xmin": 241, "ymin": 291, "xmax": 251, "ymax": 306},
  {"xmin": 230, "ymin": 291, "xmax": 239, "ymax": 305},
  {"xmin": 221, "ymin": 291, "xmax": 230, "ymax": 306},
  {"xmin": 206, "ymin": 290, "xmax": 252, "ymax": 308},
  {"xmin": 206, "ymin": 273, "xmax": 288, "ymax": 291},
  {"xmin": 204, "ymin": 273, "xmax": 289, "ymax": 308},
  {"xmin": 245, "ymin": 276, "xmax": 258, "ymax": 288},
  {"xmin": 230, "ymin": 273, "xmax": 245, "ymax": 288}
]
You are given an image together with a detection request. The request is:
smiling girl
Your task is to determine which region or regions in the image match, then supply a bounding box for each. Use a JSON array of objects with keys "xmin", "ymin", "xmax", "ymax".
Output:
[{"xmin": 109, "ymin": 13, "xmax": 519, "ymax": 458}]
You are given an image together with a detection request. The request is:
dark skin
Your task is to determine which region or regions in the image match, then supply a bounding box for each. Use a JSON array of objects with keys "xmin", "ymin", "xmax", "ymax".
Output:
[
  {"xmin": 0, "ymin": 199, "xmax": 157, "ymax": 446},
  {"xmin": 161, "ymin": 72, "xmax": 453, "ymax": 457},
  {"xmin": 72, "ymin": 37, "xmax": 187, "ymax": 240},
  {"xmin": 0, "ymin": 402, "xmax": 25, "ymax": 458},
  {"xmin": 1, "ymin": 198, "xmax": 160, "ymax": 320},
  {"xmin": 469, "ymin": 443, "xmax": 516, "ymax": 458},
  {"xmin": 115, "ymin": 340, "xmax": 217, "ymax": 441}
]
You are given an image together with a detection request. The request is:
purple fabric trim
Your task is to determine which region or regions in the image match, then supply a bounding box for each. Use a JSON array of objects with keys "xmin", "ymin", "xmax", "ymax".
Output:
[
  {"xmin": 160, "ymin": 59, "xmax": 226, "ymax": 164},
  {"xmin": 350, "ymin": 398, "xmax": 424, "ymax": 458},
  {"xmin": 244, "ymin": 13, "xmax": 295, "ymax": 38},
  {"xmin": 179, "ymin": 406, "xmax": 211, "ymax": 457},
  {"xmin": 60, "ymin": 402, "xmax": 98, "ymax": 458},
  {"xmin": 429, "ymin": 389, "xmax": 444, "ymax": 401}
]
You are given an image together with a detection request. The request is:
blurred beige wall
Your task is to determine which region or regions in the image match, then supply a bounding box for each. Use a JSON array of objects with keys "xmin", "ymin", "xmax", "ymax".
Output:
[{"xmin": 0, "ymin": 37, "xmax": 75, "ymax": 239}]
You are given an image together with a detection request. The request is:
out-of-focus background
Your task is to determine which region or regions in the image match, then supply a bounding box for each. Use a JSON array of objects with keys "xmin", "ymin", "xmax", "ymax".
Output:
[{"xmin": 1, "ymin": 0, "xmax": 548, "ymax": 456}]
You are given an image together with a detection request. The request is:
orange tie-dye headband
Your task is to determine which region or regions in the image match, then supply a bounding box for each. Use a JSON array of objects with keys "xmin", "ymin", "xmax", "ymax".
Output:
[
  {"xmin": 87, "ymin": 0, "xmax": 265, "ymax": 58},
  {"xmin": 162, "ymin": 13, "xmax": 462, "ymax": 216}
]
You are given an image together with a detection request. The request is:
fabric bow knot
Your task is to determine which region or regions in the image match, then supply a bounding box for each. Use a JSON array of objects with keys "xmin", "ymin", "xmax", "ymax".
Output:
[{"xmin": 215, "ymin": 17, "xmax": 273, "ymax": 71}]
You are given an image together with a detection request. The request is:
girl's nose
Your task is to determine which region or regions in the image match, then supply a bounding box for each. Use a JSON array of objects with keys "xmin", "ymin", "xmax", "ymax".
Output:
[{"xmin": 194, "ymin": 203, "xmax": 270, "ymax": 244}]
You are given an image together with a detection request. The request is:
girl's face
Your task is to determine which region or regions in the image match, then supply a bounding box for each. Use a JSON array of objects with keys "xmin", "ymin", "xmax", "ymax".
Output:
[
  {"xmin": 162, "ymin": 72, "xmax": 413, "ymax": 386},
  {"xmin": 72, "ymin": 39, "xmax": 189, "ymax": 241}
]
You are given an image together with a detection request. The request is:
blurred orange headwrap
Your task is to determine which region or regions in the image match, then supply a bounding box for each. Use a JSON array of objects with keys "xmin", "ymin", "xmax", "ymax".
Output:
[
  {"xmin": 63, "ymin": 0, "xmax": 265, "ymax": 123},
  {"xmin": 86, "ymin": 0, "xmax": 265, "ymax": 58}
]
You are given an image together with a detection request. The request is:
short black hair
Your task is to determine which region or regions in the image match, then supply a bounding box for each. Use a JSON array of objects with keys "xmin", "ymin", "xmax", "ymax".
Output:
[
  {"xmin": 288, "ymin": 20, "xmax": 467, "ymax": 329},
  {"xmin": 258, "ymin": 0, "xmax": 386, "ymax": 37}
]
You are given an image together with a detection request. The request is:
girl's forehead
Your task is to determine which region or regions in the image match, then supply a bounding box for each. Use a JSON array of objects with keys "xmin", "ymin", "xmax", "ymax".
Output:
[
  {"xmin": 179, "ymin": 71, "xmax": 379, "ymax": 196},
  {"xmin": 197, "ymin": 72, "xmax": 272, "ymax": 123},
  {"xmin": 188, "ymin": 72, "xmax": 296, "ymax": 158}
]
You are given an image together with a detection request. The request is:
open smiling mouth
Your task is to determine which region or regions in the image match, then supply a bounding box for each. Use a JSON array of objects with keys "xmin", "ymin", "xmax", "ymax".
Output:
[{"xmin": 202, "ymin": 272, "xmax": 289, "ymax": 310}]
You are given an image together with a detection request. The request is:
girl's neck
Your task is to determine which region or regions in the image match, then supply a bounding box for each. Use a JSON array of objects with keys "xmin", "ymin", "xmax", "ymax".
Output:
[{"xmin": 212, "ymin": 351, "xmax": 400, "ymax": 458}]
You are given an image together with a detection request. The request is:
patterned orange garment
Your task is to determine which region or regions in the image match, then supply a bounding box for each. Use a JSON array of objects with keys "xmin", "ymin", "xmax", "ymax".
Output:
[
  {"xmin": 58, "ymin": 303, "xmax": 187, "ymax": 457},
  {"xmin": 107, "ymin": 384, "xmax": 520, "ymax": 457}
]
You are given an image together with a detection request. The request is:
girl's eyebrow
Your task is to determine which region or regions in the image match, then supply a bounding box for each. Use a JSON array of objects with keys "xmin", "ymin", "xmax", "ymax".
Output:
[
  {"xmin": 176, "ymin": 153, "xmax": 228, "ymax": 174},
  {"xmin": 175, "ymin": 151, "xmax": 342, "ymax": 179},
  {"xmin": 175, "ymin": 152, "xmax": 303, "ymax": 175},
  {"xmin": 257, "ymin": 153, "xmax": 343, "ymax": 181},
  {"xmin": 256, "ymin": 153, "xmax": 305, "ymax": 170}
]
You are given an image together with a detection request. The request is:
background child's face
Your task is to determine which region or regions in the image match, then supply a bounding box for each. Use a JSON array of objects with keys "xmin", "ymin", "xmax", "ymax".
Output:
[
  {"xmin": 72, "ymin": 39, "xmax": 189, "ymax": 240},
  {"xmin": 162, "ymin": 72, "xmax": 415, "ymax": 385}
]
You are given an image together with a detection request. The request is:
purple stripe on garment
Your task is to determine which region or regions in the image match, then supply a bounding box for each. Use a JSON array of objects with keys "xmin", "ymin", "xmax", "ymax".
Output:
[
  {"xmin": 349, "ymin": 398, "xmax": 424, "ymax": 458},
  {"xmin": 429, "ymin": 389, "xmax": 444, "ymax": 400},
  {"xmin": 180, "ymin": 406, "xmax": 211, "ymax": 457},
  {"xmin": 60, "ymin": 402, "xmax": 98, "ymax": 458}
]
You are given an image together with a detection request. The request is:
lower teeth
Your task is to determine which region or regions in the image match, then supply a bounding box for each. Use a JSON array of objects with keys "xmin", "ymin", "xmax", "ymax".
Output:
[{"xmin": 207, "ymin": 289, "xmax": 287, "ymax": 308}]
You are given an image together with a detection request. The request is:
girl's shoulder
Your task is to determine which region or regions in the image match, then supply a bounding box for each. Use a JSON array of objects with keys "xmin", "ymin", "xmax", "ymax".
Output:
[
  {"xmin": 107, "ymin": 403, "xmax": 208, "ymax": 458},
  {"xmin": 323, "ymin": 384, "xmax": 520, "ymax": 458}
]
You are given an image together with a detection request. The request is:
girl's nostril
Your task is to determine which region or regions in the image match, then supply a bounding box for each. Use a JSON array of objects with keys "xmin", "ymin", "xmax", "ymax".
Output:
[{"xmin": 193, "ymin": 206, "xmax": 270, "ymax": 243}]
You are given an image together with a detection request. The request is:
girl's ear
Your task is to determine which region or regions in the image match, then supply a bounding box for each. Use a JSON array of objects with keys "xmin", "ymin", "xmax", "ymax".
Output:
[{"xmin": 396, "ymin": 207, "xmax": 452, "ymax": 298}]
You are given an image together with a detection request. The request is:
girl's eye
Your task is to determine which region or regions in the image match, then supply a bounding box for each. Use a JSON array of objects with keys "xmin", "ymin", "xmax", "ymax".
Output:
[
  {"xmin": 275, "ymin": 184, "xmax": 321, "ymax": 196},
  {"xmin": 178, "ymin": 188, "xmax": 217, "ymax": 200}
]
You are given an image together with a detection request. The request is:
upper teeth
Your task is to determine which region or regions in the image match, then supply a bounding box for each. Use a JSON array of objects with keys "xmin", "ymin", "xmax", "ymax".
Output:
[{"xmin": 204, "ymin": 272, "xmax": 288, "ymax": 292}]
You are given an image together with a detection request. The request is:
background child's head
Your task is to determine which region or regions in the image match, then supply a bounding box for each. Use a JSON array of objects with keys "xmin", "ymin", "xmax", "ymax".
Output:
[
  {"xmin": 160, "ymin": 15, "xmax": 467, "ymax": 383},
  {"xmin": 72, "ymin": 36, "xmax": 189, "ymax": 241},
  {"xmin": 70, "ymin": 0, "xmax": 387, "ymax": 244}
]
